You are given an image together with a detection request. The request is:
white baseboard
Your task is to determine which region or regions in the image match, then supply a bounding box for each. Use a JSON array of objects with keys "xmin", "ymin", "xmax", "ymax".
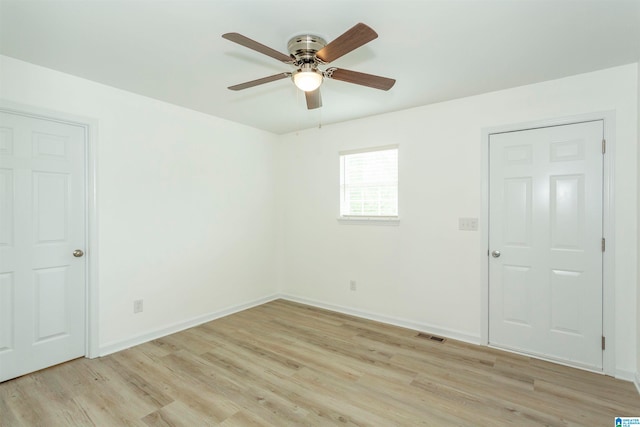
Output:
[
  {"xmin": 98, "ymin": 294, "xmax": 279, "ymax": 356},
  {"xmin": 97, "ymin": 292, "xmax": 636, "ymax": 391},
  {"xmin": 278, "ymin": 293, "xmax": 481, "ymax": 345},
  {"xmin": 97, "ymin": 293, "xmax": 479, "ymax": 357},
  {"xmin": 613, "ymin": 368, "xmax": 637, "ymax": 383}
]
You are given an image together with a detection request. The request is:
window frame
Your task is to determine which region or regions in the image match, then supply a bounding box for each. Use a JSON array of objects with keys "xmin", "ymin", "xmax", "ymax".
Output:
[{"xmin": 338, "ymin": 145, "xmax": 399, "ymax": 225}]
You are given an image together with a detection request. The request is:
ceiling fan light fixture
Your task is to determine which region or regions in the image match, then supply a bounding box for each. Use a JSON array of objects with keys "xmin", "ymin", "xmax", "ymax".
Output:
[{"xmin": 293, "ymin": 69, "xmax": 323, "ymax": 92}]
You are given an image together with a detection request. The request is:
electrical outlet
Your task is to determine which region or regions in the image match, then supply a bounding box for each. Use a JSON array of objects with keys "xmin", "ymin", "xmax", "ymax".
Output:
[
  {"xmin": 458, "ymin": 217, "xmax": 478, "ymax": 231},
  {"xmin": 133, "ymin": 299, "xmax": 143, "ymax": 314},
  {"xmin": 350, "ymin": 280, "xmax": 357, "ymax": 291}
]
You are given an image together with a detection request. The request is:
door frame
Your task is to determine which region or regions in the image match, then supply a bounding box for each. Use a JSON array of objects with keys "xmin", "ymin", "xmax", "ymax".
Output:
[
  {"xmin": 480, "ymin": 111, "xmax": 615, "ymax": 376},
  {"xmin": 0, "ymin": 99, "xmax": 100, "ymax": 359}
]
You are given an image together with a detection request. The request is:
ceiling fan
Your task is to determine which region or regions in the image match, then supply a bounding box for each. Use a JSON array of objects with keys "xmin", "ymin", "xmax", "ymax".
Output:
[{"xmin": 222, "ymin": 23, "xmax": 396, "ymax": 110}]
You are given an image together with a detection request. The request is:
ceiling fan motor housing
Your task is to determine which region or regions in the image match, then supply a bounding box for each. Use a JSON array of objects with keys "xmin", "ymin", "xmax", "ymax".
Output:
[{"xmin": 287, "ymin": 35, "xmax": 327, "ymax": 66}]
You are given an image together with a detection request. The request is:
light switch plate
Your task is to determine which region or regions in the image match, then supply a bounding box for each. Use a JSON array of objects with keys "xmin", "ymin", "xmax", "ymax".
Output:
[{"xmin": 459, "ymin": 217, "xmax": 478, "ymax": 231}]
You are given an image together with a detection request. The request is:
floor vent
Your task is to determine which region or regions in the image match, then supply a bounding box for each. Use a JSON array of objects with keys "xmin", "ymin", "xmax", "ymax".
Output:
[{"xmin": 417, "ymin": 333, "xmax": 446, "ymax": 343}]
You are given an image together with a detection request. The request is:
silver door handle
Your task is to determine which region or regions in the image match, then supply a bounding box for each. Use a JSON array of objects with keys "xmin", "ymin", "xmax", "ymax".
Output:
[
  {"xmin": 491, "ymin": 250, "xmax": 501, "ymax": 258},
  {"xmin": 73, "ymin": 249, "xmax": 84, "ymax": 257}
]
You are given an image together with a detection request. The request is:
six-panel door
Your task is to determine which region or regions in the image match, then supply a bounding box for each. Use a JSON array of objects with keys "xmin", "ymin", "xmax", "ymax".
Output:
[
  {"xmin": 0, "ymin": 111, "xmax": 86, "ymax": 382},
  {"xmin": 489, "ymin": 120, "xmax": 604, "ymax": 371}
]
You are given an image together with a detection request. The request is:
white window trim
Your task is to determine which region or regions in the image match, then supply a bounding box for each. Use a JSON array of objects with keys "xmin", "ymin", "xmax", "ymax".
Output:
[
  {"xmin": 337, "ymin": 216, "xmax": 400, "ymax": 225},
  {"xmin": 339, "ymin": 145, "xmax": 399, "ymax": 224},
  {"xmin": 339, "ymin": 144, "xmax": 398, "ymax": 156}
]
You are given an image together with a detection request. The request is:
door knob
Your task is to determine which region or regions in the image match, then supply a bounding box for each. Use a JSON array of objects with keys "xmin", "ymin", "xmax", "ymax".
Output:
[
  {"xmin": 73, "ymin": 249, "xmax": 84, "ymax": 257},
  {"xmin": 491, "ymin": 250, "xmax": 501, "ymax": 258}
]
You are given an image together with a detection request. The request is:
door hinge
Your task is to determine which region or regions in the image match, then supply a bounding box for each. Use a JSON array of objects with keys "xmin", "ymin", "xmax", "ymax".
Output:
[
  {"xmin": 602, "ymin": 139, "xmax": 606, "ymax": 154},
  {"xmin": 602, "ymin": 238, "xmax": 606, "ymax": 252},
  {"xmin": 602, "ymin": 336, "xmax": 606, "ymax": 350}
]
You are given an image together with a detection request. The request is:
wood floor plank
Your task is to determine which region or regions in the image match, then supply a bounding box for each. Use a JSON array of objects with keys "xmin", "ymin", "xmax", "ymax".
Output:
[
  {"xmin": 217, "ymin": 410, "xmax": 271, "ymax": 427},
  {"xmin": 111, "ymin": 349, "xmax": 240, "ymax": 423},
  {"xmin": 1, "ymin": 299, "xmax": 638, "ymax": 426}
]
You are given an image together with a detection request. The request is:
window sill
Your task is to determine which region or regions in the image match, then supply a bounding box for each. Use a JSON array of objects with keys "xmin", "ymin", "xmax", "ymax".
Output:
[{"xmin": 337, "ymin": 216, "xmax": 400, "ymax": 226}]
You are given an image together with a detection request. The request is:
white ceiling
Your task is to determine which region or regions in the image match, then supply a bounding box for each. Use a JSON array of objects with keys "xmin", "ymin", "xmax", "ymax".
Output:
[{"xmin": 1, "ymin": 0, "xmax": 639, "ymax": 134}]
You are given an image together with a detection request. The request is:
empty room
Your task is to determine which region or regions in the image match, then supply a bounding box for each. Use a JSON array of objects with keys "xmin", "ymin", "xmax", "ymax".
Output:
[{"xmin": 1, "ymin": 0, "xmax": 640, "ymax": 425}]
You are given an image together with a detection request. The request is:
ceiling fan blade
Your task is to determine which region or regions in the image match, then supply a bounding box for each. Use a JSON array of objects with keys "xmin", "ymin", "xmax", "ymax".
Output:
[
  {"xmin": 327, "ymin": 68, "xmax": 395, "ymax": 91},
  {"xmin": 222, "ymin": 32, "xmax": 293, "ymax": 63},
  {"xmin": 228, "ymin": 73, "xmax": 290, "ymax": 91},
  {"xmin": 305, "ymin": 89, "xmax": 322, "ymax": 109},
  {"xmin": 316, "ymin": 23, "xmax": 378, "ymax": 63}
]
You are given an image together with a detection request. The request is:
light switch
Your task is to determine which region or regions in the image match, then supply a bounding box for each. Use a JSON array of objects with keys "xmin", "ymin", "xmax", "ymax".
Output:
[{"xmin": 459, "ymin": 217, "xmax": 478, "ymax": 231}]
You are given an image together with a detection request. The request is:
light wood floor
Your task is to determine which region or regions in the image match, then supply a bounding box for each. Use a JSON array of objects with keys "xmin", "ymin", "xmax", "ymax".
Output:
[{"xmin": 1, "ymin": 299, "xmax": 638, "ymax": 426}]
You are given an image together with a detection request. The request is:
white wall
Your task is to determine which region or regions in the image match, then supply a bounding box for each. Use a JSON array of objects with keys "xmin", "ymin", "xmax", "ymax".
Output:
[
  {"xmin": 2, "ymin": 54, "xmax": 637, "ymax": 377},
  {"xmin": 0, "ymin": 55, "xmax": 279, "ymax": 353},
  {"xmin": 277, "ymin": 64, "xmax": 638, "ymax": 376}
]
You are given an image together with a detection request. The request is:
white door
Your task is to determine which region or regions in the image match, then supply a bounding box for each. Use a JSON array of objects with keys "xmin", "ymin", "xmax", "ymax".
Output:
[
  {"xmin": 0, "ymin": 111, "xmax": 86, "ymax": 382},
  {"xmin": 488, "ymin": 120, "xmax": 603, "ymax": 371}
]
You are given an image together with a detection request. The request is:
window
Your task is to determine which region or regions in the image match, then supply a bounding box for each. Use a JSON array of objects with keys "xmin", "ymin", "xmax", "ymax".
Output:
[{"xmin": 339, "ymin": 146, "xmax": 398, "ymax": 218}]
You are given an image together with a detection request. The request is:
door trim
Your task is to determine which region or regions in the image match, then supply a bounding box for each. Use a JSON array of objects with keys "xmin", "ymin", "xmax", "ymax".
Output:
[
  {"xmin": 480, "ymin": 111, "xmax": 615, "ymax": 376},
  {"xmin": 0, "ymin": 99, "xmax": 100, "ymax": 359}
]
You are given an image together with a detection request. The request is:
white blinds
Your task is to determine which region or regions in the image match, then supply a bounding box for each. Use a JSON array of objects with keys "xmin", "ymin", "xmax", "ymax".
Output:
[{"xmin": 340, "ymin": 147, "xmax": 398, "ymax": 217}]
